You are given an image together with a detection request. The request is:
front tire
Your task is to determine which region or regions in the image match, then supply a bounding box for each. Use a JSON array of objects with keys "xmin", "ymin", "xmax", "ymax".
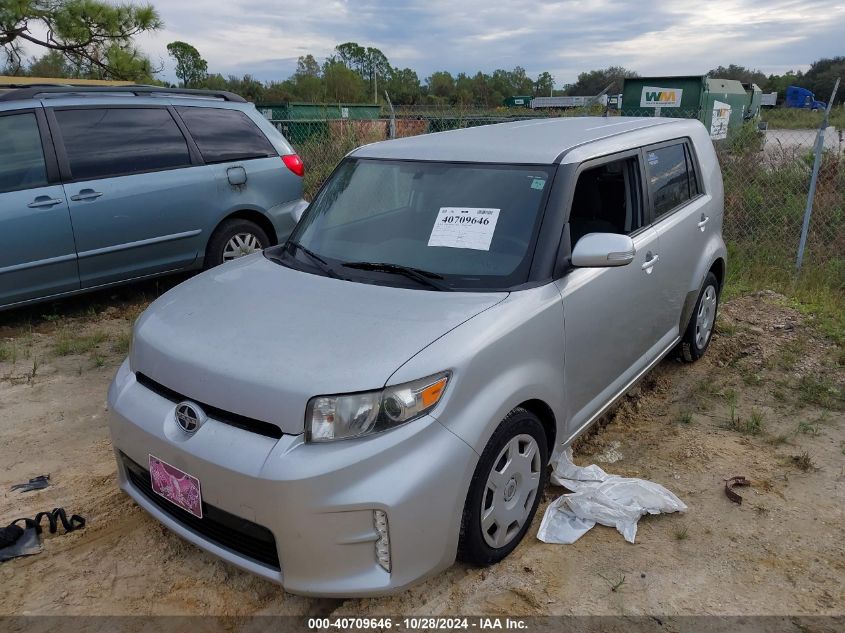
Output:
[
  {"xmin": 458, "ymin": 408, "xmax": 548, "ymax": 566},
  {"xmin": 205, "ymin": 219, "xmax": 271, "ymax": 268},
  {"xmin": 680, "ymin": 271, "xmax": 720, "ymax": 362}
]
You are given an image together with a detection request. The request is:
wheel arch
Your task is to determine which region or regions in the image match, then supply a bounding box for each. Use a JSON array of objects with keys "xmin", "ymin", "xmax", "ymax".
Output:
[
  {"xmin": 516, "ymin": 398, "xmax": 557, "ymax": 454},
  {"xmin": 211, "ymin": 209, "xmax": 280, "ymax": 247},
  {"xmin": 709, "ymin": 256, "xmax": 726, "ymax": 291}
]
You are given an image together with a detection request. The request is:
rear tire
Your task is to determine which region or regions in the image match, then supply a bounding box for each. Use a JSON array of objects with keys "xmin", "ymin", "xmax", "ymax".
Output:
[
  {"xmin": 458, "ymin": 408, "xmax": 548, "ymax": 566},
  {"xmin": 679, "ymin": 271, "xmax": 720, "ymax": 363},
  {"xmin": 205, "ymin": 219, "xmax": 270, "ymax": 268}
]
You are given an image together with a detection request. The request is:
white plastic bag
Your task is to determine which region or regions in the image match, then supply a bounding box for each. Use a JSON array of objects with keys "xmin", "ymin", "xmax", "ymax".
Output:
[{"xmin": 537, "ymin": 448, "xmax": 687, "ymax": 544}]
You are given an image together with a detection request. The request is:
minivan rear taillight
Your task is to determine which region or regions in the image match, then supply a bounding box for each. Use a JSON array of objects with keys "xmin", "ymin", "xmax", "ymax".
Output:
[{"xmin": 282, "ymin": 154, "xmax": 304, "ymax": 177}]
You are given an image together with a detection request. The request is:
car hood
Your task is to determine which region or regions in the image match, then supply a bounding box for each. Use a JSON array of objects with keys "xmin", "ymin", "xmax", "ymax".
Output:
[{"xmin": 131, "ymin": 255, "xmax": 507, "ymax": 435}]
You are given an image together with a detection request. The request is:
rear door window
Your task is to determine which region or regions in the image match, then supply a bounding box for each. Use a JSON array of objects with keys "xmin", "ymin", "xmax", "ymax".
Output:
[
  {"xmin": 54, "ymin": 108, "xmax": 191, "ymax": 181},
  {"xmin": 176, "ymin": 107, "xmax": 276, "ymax": 163},
  {"xmin": 645, "ymin": 142, "xmax": 693, "ymax": 219},
  {"xmin": 0, "ymin": 112, "xmax": 48, "ymax": 193}
]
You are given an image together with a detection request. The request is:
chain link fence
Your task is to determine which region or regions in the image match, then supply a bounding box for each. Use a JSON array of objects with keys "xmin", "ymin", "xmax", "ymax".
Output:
[{"xmin": 268, "ymin": 105, "xmax": 844, "ymax": 285}]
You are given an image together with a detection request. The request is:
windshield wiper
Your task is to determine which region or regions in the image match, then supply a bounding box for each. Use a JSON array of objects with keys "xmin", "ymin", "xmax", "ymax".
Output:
[
  {"xmin": 342, "ymin": 262, "xmax": 451, "ymax": 291},
  {"xmin": 286, "ymin": 241, "xmax": 340, "ymax": 278}
]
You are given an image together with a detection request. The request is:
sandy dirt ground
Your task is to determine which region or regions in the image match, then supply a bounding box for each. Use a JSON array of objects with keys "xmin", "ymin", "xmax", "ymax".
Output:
[{"xmin": 1, "ymin": 282, "xmax": 843, "ymax": 617}]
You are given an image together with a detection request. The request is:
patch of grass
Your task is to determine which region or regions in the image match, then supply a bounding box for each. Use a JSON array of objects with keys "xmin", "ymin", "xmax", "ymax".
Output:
[
  {"xmin": 741, "ymin": 368, "xmax": 763, "ymax": 386},
  {"xmin": 0, "ymin": 342, "xmax": 11, "ymax": 363},
  {"xmin": 695, "ymin": 378, "xmax": 721, "ymax": 397},
  {"xmin": 798, "ymin": 374, "xmax": 844, "ymax": 410},
  {"xmin": 726, "ymin": 407, "xmax": 765, "ymax": 435},
  {"xmin": 795, "ymin": 420, "xmax": 820, "ymax": 436},
  {"xmin": 762, "ymin": 106, "xmax": 845, "ymax": 130},
  {"xmin": 674, "ymin": 526, "xmax": 689, "ymax": 541},
  {"xmin": 790, "ymin": 451, "xmax": 815, "ymax": 472},
  {"xmin": 92, "ymin": 355, "xmax": 106, "ymax": 369},
  {"xmin": 678, "ymin": 410, "xmax": 694, "ymax": 425},
  {"xmin": 113, "ymin": 331, "xmax": 132, "ymax": 356},
  {"xmin": 723, "ymin": 244, "xmax": 845, "ymax": 347},
  {"xmin": 53, "ymin": 330, "xmax": 108, "ymax": 357},
  {"xmin": 598, "ymin": 573, "xmax": 626, "ymax": 593},
  {"xmin": 29, "ymin": 356, "xmax": 39, "ymax": 381},
  {"xmin": 772, "ymin": 387, "xmax": 788, "ymax": 402},
  {"xmin": 776, "ymin": 339, "xmax": 805, "ymax": 371},
  {"xmin": 715, "ymin": 319, "xmax": 737, "ymax": 337}
]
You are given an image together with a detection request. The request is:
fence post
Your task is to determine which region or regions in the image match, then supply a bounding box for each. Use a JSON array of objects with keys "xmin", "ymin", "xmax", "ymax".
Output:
[
  {"xmin": 384, "ymin": 91, "xmax": 396, "ymax": 139},
  {"xmin": 795, "ymin": 77, "xmax": 840, "ymax": 273}
]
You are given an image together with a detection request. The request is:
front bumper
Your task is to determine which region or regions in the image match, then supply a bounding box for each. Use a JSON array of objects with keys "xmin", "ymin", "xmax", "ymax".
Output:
[{"xmin": 107, "ymin": 360, "xmax": 478, "ymax": 597}]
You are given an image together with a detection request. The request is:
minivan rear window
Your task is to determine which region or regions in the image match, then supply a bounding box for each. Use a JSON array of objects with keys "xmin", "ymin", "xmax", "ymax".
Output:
[
  {"xmin": 55, "ymin": 108, "xmax": 191, "ymax": 181},
  {"xmin": 176, "ymin": 107, "xmax": 276, "ymax": 164}
]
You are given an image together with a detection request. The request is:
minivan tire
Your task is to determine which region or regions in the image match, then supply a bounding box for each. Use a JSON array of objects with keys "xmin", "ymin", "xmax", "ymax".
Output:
[
  {"xmin": 679, "ymin": 271, "xmax": 720, "ymax": 362},
  {"xmin": 205, "ymin": 219, "xmax": 271, "ymax": 268},
  {"xmin": 458, "ymin": 407, "xmax": 548, "ymax": 566}
]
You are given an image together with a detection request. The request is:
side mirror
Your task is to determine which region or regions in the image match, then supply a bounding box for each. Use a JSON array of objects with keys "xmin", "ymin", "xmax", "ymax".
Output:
[{"xmin": 571, "ymin": 233, "xmax": 635, "ymax": 268}]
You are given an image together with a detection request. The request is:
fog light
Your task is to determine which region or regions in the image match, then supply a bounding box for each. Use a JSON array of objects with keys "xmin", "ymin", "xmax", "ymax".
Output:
[{"xmin": 373, "ymin": 510, "xmax": 391, "ymax": 573}]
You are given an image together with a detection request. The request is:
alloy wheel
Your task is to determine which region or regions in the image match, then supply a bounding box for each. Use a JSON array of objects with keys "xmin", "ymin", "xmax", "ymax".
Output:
[{"xmin": 223, "ymin": 232, "xmax": 263, "ymax": 262}]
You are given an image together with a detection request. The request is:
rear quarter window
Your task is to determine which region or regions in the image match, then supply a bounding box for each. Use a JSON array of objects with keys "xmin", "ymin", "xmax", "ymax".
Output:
[
  {"xmin": 645, "ymin": 142, "xmax": 694, "ymax": 219},
  {"xmin": 176, "ymin": 107, "xmax": 276, "ymax": 164}
]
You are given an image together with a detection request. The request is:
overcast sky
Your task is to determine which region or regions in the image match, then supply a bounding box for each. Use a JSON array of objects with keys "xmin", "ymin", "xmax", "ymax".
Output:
[{"xmin": 135, "ymin": 0, "xmax": 845, "ymax": 86}]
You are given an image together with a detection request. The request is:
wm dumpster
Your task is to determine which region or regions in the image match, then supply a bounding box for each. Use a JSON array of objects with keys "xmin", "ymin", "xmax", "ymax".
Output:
[
  {"xmin": 621, "ymin": 76, "xmax": 757, "ymax": 140},
  {"xmin": 254, "ymin": 102, "xmax": 381, "ymax": 144}
]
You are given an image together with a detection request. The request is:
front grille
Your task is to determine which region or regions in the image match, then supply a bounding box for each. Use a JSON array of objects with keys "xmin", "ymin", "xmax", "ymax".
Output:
[
  {"xmin": 135, "ymin": 372, "xmax": 283, "ymax": 439},
  {"xmin": 121, "ymin": 453, "xmax": 281, "ymax": 570}
]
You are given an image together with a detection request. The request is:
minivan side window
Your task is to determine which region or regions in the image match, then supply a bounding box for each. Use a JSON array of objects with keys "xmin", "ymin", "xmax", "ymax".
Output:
[
  {"xmin": 55, "ymin": 108, "xmax": 191, "ymax": 181},
  {"xmin": 0, "ymin": 113, "xmax": 48, "ymax": 193},
  {"xmin": 176, "ymin": 107, "xmax": 276, "ymax": 164},
  {"xmin": 645, "ymin": 142, "xmax": 694, "ymax": 219}
]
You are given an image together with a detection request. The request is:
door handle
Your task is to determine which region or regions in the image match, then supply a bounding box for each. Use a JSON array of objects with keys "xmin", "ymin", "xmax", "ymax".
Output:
[
  {"xmin": 27, "ymin": 197, "xmax": 64, "ymax": 208},
  {"xmin": 698, "ymin": 214, "xmax": 710, "ymax": 230},
  {"xmin": 70, "ymin": 189, "xmax": 103, "ymax": 202},
  {"xmin": 641, "ymin": 254, "xmax": 659, "ymax": 271}
]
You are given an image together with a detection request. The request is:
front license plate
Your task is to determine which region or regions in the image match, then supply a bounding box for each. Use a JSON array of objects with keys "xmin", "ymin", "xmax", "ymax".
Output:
[{"xmin": 149, "ymin": 454, "xmax": 203, "ymax": 519}]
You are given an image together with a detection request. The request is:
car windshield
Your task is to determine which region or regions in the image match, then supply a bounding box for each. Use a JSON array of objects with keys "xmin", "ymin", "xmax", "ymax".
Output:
[{"xmin": 274, "ymin": 158, "xmax": 554, "ymax": 290}]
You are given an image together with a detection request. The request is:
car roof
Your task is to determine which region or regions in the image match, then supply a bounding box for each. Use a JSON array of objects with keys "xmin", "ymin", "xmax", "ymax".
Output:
[{"xmin": 352, "ymin": 116, "xmax": 690, "ymax": 164}]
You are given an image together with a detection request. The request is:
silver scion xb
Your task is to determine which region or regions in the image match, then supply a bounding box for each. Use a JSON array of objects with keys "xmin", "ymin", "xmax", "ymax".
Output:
[{"xmin": 108, "ymin": 117, "xmax": 726, "ymax": 597}]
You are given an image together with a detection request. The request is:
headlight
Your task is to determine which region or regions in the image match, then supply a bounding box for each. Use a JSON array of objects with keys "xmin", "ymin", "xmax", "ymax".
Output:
[{"xmin": 306, "ymin": 372, "xmax": 450, "ymax": 442}]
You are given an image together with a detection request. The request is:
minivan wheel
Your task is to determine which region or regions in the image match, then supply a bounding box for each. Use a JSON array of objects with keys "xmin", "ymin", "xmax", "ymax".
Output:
[
  {"xmin": 458, "ymin": 408, "xmax": 548, "ymax": 566},
  {"xmin": 679, "ymin": 271, "xmax": 720, "ymax": 362},
  {"xmin": 206, "ymin": 219, "xmax": 271, "ymax": 268}
]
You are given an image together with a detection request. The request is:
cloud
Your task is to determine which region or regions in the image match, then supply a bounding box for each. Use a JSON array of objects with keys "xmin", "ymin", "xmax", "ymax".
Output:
[{"xmin": 125, "ymin": 0, "xmax": 845, "ymax": 85}]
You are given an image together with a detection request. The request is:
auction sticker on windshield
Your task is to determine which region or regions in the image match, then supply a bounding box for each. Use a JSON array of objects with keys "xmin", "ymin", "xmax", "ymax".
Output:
[{"xmin": 428, "ymin": 207, "xmax": 500, "ymax": 251}]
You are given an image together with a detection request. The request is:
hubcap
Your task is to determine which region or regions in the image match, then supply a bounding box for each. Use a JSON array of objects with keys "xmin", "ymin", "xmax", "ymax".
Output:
[
  {"xmin": 695, "ymin": 284, "xmax": 717, "ymax": 348},
  {"xmin": 481, "ymin": 434, "xmax": 542, "ymax": 549},
  {"xmin": 223, "ymin": 232, "xmax": 263, "ymax": 261}
]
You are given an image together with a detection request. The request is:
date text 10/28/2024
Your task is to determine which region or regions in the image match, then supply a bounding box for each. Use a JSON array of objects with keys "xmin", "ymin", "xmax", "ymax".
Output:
[{"xmin": 308, "ymin": 617, "xmax": 529, "ymax": 630}]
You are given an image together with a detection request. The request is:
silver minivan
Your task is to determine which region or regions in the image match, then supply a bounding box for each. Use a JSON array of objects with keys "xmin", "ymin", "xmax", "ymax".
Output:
[{"xmin": 108, "ymin": 117, "xmax": 726, "ymax": 597}]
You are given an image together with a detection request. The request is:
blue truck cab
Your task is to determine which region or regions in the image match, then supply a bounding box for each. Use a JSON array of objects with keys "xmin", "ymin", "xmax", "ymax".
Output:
[{"xmin": 785, "ymin": 85, "xmax": 826, "ymax": 110}]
